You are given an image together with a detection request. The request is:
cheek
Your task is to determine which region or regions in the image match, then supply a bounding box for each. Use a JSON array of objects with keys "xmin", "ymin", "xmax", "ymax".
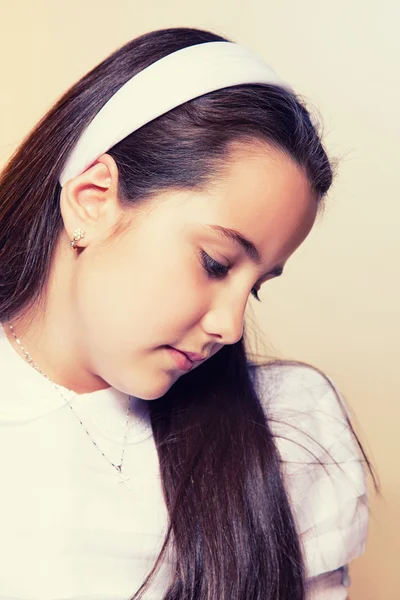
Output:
[{"xmin": 72, "ymin": 242, "xmax": 206, "ymax": 349}]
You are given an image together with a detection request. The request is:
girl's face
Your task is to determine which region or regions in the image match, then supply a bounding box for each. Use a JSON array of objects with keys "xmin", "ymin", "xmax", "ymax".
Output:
[{"xmin": 63, "ymin": 142, "xmax": 318, "ymax": 400}]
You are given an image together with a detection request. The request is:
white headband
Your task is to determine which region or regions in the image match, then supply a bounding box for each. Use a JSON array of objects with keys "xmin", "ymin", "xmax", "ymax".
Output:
[{"xmin": 59, "ymin": 41, "xmax": 292, "ymax": 187}]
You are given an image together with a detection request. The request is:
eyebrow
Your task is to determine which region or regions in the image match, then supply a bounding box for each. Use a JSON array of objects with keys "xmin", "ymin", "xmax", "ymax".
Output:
[{"xmin": 203, "ymin": 224, "xmax": 285, "ymax": 277}]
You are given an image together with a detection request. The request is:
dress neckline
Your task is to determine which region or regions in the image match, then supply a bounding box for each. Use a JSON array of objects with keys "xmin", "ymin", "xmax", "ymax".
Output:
[{"xmin": 0, "ymin": 322, "xmax": 153, "ymax": 444}]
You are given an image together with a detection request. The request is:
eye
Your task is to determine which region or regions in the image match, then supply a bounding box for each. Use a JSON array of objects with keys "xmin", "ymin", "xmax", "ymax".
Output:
[
  {"xmin": 199, "ymin": 250, "xmax": 262, "ymax": 302},
  {"xmin": 199, "ymin": 249, "xmax": 229, "ymax": 278}
]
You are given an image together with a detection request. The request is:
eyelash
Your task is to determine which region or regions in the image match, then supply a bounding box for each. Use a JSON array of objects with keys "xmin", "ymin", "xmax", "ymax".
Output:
[{"xmin": 199, "ymin": 250, "xmax": 262, "ymax": 302}]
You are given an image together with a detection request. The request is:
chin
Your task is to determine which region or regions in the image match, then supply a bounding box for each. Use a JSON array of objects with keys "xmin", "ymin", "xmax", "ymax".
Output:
[
  {"xmin": 127, "ymin": 373, "xmax": 180, "ymax": 401},
  {"xmin": 148, "ymin": 379, "xmax": 181, "ymax": 400},
  {"xmin": 102, "ymin": 355, "xmax": 182, "ymax": 400}
]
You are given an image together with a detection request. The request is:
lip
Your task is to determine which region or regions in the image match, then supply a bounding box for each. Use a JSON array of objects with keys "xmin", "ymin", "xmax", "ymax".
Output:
[
  {"xmin": 171, "ymin": 348, "xmax": 208, "ymax": 362},
  {"xmin": 165, "ymin": 347, "xmax": 194, "ymax": 371}
]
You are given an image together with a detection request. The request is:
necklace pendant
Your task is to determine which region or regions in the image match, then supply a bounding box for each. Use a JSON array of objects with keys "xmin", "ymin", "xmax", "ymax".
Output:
[
  {"xmin": 118, "ymin": 474, "xmax": 132, "ymax": 490},
  {"xmin": 116, "ymin": 465, "xmax": 132, "ymax": 490}
]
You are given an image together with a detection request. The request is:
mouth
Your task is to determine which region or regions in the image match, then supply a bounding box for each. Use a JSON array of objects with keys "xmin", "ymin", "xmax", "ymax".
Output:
[
  {"xmin": 164, "ymin": 346, "xmax": 194, "ymax": 372},
  {"xmin": 171, "ymin": 348, "xmax": 208, "ymax": 362}
]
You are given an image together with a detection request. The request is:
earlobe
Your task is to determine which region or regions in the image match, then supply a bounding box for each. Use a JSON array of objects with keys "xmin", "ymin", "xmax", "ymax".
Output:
[{"xmin": 70, "ymin": 227, "xmax": 86, "ymax": 250}]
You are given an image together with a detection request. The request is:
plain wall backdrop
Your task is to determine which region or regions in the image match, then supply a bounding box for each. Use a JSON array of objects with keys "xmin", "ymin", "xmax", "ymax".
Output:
[{"xmin": 1, "ymin": 1, "xmax": 398, "ymax": 598}]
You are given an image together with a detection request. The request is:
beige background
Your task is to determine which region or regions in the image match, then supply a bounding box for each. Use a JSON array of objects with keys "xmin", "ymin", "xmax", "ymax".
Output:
[{"xmin": 1, "ymin": 1, "xmax": 398, "ymax": 597}]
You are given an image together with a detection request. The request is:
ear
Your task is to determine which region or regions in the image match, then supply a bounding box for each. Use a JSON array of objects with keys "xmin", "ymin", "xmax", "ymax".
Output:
[{"xmin": 59, "ymin": 153, "xmax": 122, "ymax": 248}]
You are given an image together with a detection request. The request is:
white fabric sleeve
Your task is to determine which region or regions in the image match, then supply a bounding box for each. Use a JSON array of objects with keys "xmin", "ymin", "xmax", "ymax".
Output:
[
  {"xmin": 304, "ymin": 565, "xmax": 351, "ymax": 600},
  {"xmin": 254, "ymin": 364, "xmax": 370, "ymax": 599}
]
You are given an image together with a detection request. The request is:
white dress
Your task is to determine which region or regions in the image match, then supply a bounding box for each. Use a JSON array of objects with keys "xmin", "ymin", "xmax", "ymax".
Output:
[{"xmin": 0, "ymin": 322, "xmax": 369, "ymax": 599}]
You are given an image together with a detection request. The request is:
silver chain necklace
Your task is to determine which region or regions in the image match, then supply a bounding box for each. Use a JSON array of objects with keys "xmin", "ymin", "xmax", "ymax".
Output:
[{"xmin": 8, "ymin": 322, "xmax": 134, "ymax": 490}]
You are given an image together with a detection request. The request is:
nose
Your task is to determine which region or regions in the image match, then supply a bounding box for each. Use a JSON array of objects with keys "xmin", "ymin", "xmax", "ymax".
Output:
[{"xmin": 201, "ymin": 298, "xmax": 246, "ymax": 346}]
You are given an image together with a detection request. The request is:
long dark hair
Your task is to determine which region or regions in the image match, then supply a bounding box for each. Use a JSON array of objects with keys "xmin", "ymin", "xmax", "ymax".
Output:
[{"xmin": 0, "ymin": 27, "xmax": 378, "ymax": 599}]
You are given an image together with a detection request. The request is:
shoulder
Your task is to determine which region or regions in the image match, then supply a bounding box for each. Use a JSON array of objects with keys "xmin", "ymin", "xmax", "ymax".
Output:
[
  {"xmin": 249, "ymin": 360, "xmax": 340, "ymax": 411},
  {"xmin": 250, "ymin": 362, "xmax": 370, "ymax": 579},
  {"xmin": 250, "ymin": 362, "xmax": 361, "ymax": 467}
]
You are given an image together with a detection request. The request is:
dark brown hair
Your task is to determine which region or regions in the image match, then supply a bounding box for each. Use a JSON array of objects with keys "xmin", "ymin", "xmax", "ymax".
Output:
[{"xmin": 0, "ymin": 27, "xmax": 378, "ymax": 599}]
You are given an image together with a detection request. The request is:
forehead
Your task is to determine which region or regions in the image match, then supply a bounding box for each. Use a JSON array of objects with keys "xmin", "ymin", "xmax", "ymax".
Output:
[
  {"xmin": 197, "ymin": 141, "xmax": 319, "ymax": 263},
  {"xmin": 121, "ymin": 141, "xmax": 319, "ymax": 271}
]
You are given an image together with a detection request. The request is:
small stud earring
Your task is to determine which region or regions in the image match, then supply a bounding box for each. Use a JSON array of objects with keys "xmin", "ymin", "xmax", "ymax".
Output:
[{"xmin": 70, "ymin": 228, "xmax": 85, "ymax": 250}]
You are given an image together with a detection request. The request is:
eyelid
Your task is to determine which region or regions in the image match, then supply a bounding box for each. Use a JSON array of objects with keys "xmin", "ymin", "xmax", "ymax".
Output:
[
  {"xmin": 199, "ymin": 223, "xmax": 285, "ymax": 279},
  {"xmin": 203, "ymin": 250, "xmax": 270, "ymax": 289},
  {"xmin": 209, "ymin": 243, "xmax": 282, "ymax": 283},
  {"xmin": 200, "ymin": 250, "xmax": 262, "ymax": 302},
  {"xmin": 203, "ymin": 246, "xmax": 231, "ymax": 267}
]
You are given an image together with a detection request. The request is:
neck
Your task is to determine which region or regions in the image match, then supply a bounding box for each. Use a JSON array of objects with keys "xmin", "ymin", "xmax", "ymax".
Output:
[{"xmin": 5, "ymin": 233, "xmax": 110, "ymax": 394}]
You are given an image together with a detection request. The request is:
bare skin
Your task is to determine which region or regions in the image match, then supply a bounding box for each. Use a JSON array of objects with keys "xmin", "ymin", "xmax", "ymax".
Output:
[{"xmin": 5, "ymin": 141, "xmax": 318, "ymax": 400}]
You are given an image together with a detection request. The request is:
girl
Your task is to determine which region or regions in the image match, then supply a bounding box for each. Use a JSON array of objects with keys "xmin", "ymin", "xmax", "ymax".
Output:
[{"xmin": 0, "ymin": 27, "xmax": 376, "ymax": 600}]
